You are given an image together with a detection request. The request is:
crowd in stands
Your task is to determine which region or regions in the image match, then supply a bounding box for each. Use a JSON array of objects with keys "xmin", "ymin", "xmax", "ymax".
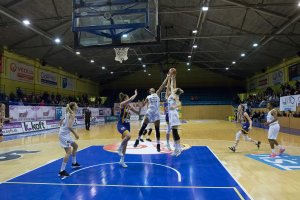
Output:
[
  {"xmin": 243, "ymin": 81, "xmax": 300, "ymax": 108},
  {"xmin": 0, "ymin": 87, "xmax": 105, "ymax": 107},
  {"xmin": 190, "ymin": 96, "xmax": 199, "ymax": 101}
]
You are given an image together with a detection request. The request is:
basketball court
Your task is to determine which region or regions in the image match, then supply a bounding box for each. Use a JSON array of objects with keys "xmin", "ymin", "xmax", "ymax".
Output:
[{"xmin": 1, "ymin": 0, "xmax": 300, "ymax": 200}]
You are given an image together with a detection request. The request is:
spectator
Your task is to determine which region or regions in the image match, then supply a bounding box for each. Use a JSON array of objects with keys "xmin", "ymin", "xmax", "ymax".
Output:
[{"xmin": 39, "ymin": 99, "xmax": 45, "ymax": 106}]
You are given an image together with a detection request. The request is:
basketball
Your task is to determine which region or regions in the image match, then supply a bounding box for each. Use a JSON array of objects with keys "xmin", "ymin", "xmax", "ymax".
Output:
[{"xmin": 169, "ymin": 68, "xmax": 176, "ymax": 76}]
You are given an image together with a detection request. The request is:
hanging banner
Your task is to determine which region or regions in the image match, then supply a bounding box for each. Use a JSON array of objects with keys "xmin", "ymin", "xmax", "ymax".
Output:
[
  {"xmin": 61, "ymin": 77, "xmax": 75, "ymax": 90},
  {"xmin": 248, "ymin": 79, "xmax": 257, "ymax": 91},
  {"xmin": 9, "ymin": 106, "xmax": 37, "ymax": 122},
  {"xmin": 270, "ymin": 69, "xmax": 285, "ymax": 85},
  {"xmin": 40, "ymin": 70, "xmax": 57, "ymax": 86},
  {"xmin": 257, "ymin": 75, "xmax": 269, "ymax": 89},
  {"xmin": 289, "ymin": 63, "xmax": 300, "ymax": 81},
  {"xmin": 8, "ymin": 59, "xmax": 34, "ymax": 83},
  {"xmin": 280, "ymin": 95, "xmax": 300, "ymax": 111},
  {"xmin": 0, "ymin": 54, "xmax": 3, "ymax": 73},
  {"xmin": 36, "ymin": 106, "xmax": 56, "ymax": 121}
]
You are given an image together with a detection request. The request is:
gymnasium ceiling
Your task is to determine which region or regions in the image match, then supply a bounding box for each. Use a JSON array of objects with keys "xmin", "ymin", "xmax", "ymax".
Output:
[{"xmin": 0, "ymin": 0, "xmax": 300, "ymax": 85}]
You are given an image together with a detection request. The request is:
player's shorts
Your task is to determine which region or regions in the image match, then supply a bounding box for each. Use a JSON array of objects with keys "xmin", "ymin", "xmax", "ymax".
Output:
[
  {"xmin": 241, "ymin": 122, "xmax": 250, "ymax": 134},
  {"xmin": 165, "ymin": 113, "xmax": 169, "ymax": 123},
  {"xmin": 117, "ymin": 122, "xmax": 130, "ymax": 135},
  {"xmin": 59, "ymin": 133, "xmax": 75, "ymax": 148},
  {"xmin": 169, "ymin": 110, "xmax": 181, "ymax": 128},
  {"xmin": 268, "ymin": 123, "xmax": 280, "ymax": 140},
  {"xmin": 145, "ymin": 111, "xmax": 160, "ymax": 123}
]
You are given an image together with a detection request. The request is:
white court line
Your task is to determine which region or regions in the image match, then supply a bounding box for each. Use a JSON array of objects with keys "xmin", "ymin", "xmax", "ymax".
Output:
[
  {"xmin": 3, "ymin": 181, "xmax": 235, "ymax": 189},
  {"xmin": 0, "ymin": 146, "xmax": 91, "ymax": 184},
  {"xmin": 69, "ymin": 162, "xmax": 182, "ymax": 182},
  {"xmin": 207, "ymin": 146, "xmax": 253, "ymax": 200}
]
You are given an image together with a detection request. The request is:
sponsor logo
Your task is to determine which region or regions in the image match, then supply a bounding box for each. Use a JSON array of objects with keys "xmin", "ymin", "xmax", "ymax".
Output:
[
  {"xmin": 10, "ymin": 63, "xmax": 17, "ymax": 72},
  {"xmin": 19, "ymin": 111, "xmax": 28, "ymax": 118},
  {"xmin": 282, "ymin": 96, "xmax": 295, "ymax": 105},
  {"xmin": 43, "ymin": 110, "xmax": 49, "ymax": 116},
  {"xmin": 23, "ymin": 121, "xmax": 46, "ymax": 132},
  {"xmin": 246, "ymin": 153, "xmax": 300, "ymax": 170},
  {"xmin": 10, "ymin": 63, "xmax": 33, "ymax": 74}
]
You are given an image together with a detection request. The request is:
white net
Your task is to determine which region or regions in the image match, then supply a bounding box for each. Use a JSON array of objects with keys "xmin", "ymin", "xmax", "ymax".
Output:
[{"xmin": 114, "ymin": 47, "xmax": 129, "ymax": 63}]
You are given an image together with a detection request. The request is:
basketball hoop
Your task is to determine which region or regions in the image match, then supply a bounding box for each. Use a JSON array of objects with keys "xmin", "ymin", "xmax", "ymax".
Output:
[{"xmin": 114, "ymin": 47, "xmax": 129, "ymax": 63}]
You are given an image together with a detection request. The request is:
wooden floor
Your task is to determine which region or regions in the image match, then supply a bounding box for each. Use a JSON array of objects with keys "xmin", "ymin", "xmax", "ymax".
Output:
[{"xmin": 1, "ymin": 120, "xmax": 300, "ymax": 200}]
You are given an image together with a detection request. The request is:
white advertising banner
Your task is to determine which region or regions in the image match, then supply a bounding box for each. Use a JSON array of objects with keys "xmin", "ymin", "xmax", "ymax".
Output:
[
  {"xmin": 2, "ymin": 123, "xmax": 24, "ymax": 135},
  {"xmin": 9, "ymin": 106, "xmax": 37, "ymax": 122},
  {"xmin": 280, "ymin": 95, "xmax": 300, "ymax": 111},
  {"xmin": 22, "ymin": 121, "xmax": 47, "ymax": 132},
  {"xmin": 36, "ymin": 106, "xmax": 55, "ymax": 121},
  {"xmin": 40, "ymin": 70, "xmax": 57, "ymax": 86},
  {"xmin": 8, "ymin": 59, "xmax": 34, "ymax": 83}
]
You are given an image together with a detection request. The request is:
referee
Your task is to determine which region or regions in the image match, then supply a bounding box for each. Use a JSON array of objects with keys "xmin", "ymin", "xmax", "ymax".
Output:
[{"xmin": 84, "ymin": 108, "xmax": 92, "ymax": 130}]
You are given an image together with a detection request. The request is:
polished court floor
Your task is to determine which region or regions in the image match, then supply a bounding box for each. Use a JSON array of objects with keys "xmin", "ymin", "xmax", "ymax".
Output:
[{"xmin": 0, "ymin": 120, "xmax": 300, "ymax": 200}]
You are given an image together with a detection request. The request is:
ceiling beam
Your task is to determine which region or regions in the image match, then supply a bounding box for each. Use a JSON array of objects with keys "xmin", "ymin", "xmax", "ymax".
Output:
[
  {"xmin": 222, "ymin": 0, "xmax": 289, "ymax": 20},
  {"xmin": 0, "ymin": 16, "xmax": 70, "ymax": 27},
  {"xmin": 4, "ymin": 0, "xmax": 28, "ymax": 8}
]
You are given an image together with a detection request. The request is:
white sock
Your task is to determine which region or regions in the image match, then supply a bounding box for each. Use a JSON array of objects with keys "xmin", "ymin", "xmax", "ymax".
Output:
[
  {"xmin": 277, "ymin": 145, "xmax": 282, "ymax": 149},
  {"xmin": 157, "ymin": 140, "xmax": 160, "ymax": 144},
  {"xmin": 72, "ymin": 156, "xmax": 76, "ymax": 164},
  {"xmin": 271, "ymin": 149, "xmax": 275, "ymax": 154},
  {"xmin": 60, "ymin": 162, "xmax": 67, "ymax": 172},
  {"xmin": 120, "ymin": 156, "xmax": 124, "ymax": 163}
]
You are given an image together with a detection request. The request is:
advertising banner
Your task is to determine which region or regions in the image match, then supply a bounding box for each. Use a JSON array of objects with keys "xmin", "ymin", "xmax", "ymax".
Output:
[
  {"xmin": 257, "ymin": 75, "xmax": 269, "ymax": 88},
  {"xmin": 270, "ymin": 69, "xmax": 285, "ymax": 85},
  {"xmin": 289, "ymin": 63, "xmax": 300, "ymax": 81},
  {"xmin": 61, "ymin": 77, "xmax": 75, "ymax": 90},
  {"xmin": 280, "ymin": 95, "xmax": 300, "ymax": 111},
  {"xmin": 36, "ymin": 106, "xmax": 55, "ymax": 121},
  {"xmin": 0, "ymin": 54, "xmax": 3, "ymax": 73},
  {"xmin": 8, "ymin": 59, "xmax": 34, "ymax": 83},
  {"xmin": 9, "ymin": 106, "xmax": 36, "ymax": 122},
  {"xmin": 46, "ymin": 120, "xmax": 60, "ymax": 129},
  {"xmin": 40, "ymin": 70, "xmax": 57, "ymax": 86},
  {"xmin": 2, "ymin": 122, "xmax": 24, "ymax": 135},
  {"xmin": 22, "ymin": 121, "xmax": 47, "ymax": 132}
]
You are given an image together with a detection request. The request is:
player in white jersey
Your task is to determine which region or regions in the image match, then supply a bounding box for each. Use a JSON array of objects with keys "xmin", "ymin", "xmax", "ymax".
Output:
[
  {"xmin": 58, "ymin": 102, "xmax": 80, "ymax": 178},
  {"xmin": 134, "ymin": 74, "xmax": 170, "ymax": 152},
  {"xmin": 168, "ymin": 75, "xmax": 184, "ymax": 156},
  {"xmin": 265, "ymin": 102, "xmax": 285, "ymax": 157}
]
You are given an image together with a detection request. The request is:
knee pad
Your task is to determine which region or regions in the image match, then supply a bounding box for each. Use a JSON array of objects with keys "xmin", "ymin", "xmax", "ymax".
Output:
[{"xmin": 172, "ymin": 129, "xmax": 180, "ymax": 141}]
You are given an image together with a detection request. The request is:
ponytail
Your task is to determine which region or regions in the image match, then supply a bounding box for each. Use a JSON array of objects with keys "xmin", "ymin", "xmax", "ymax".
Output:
[
  {"xmin": 119, "ymin": 92, "xmax": 128, "ymax": 102},
  {"xmin": 66, "ymin": 102, "xmax": 77, "ymax": 114}
]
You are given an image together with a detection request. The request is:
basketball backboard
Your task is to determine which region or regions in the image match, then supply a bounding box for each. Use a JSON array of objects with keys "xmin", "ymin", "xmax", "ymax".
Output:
[{"xmin": 72, "ymin": 0, "xmax": 160, "ymax": 48}]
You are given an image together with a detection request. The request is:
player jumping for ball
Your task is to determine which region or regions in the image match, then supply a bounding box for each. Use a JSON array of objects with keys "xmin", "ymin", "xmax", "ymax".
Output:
[
  {"xmin": 134, "ymin": 74, "xmax": 170, "ymax": 152},
  {"xmin": 168, "ymin": 70, "xmax": 184, "ymax": 156}
]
